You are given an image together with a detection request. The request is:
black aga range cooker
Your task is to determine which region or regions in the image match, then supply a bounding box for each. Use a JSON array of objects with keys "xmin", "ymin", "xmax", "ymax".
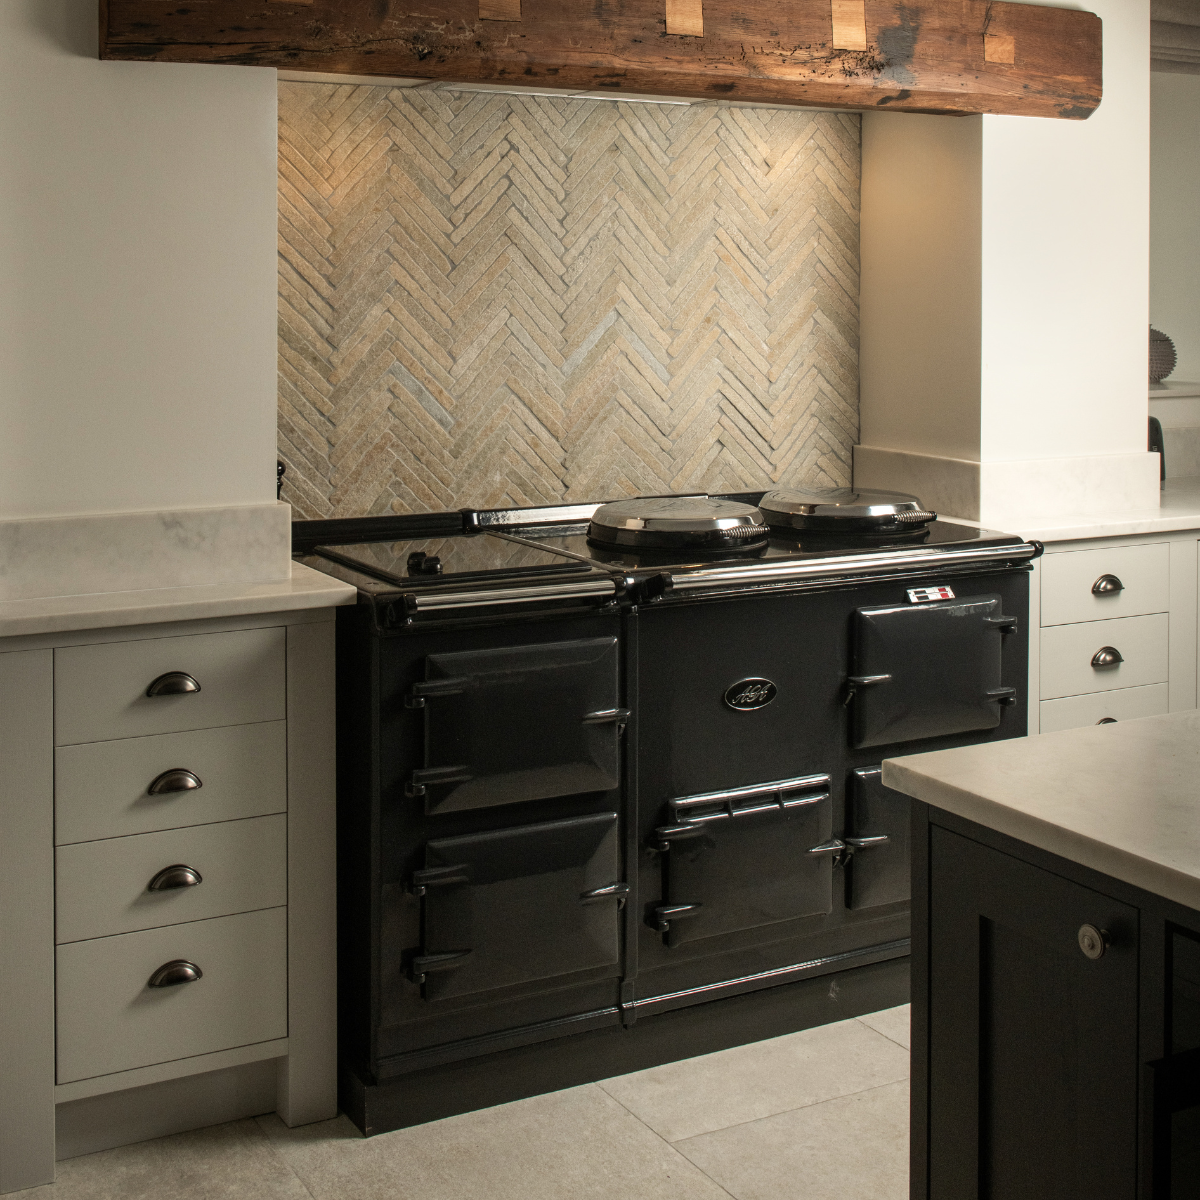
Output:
[{"xmin": 295, "ymin": 488, "xmax": 1040, "ymax": 1135}]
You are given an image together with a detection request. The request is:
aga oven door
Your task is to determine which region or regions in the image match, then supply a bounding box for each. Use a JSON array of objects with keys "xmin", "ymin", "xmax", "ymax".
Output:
[
  {"xmin": 405, "ymin": 637, "xmax": 624, "ymax": 814},
  {"xmin": 652, "ymin": 775, "xmax": 834, "ymax": 948},
  {"xmin": 844, "ymin": 767, "xmax": 910, "ymax": 910},
  {"xmin": 848, "ymin": 594, "xmax": 1017, "ymax": 749},
  {"xmin": 410, "ymin": 811, "xmax": 624, "ymax": 1001}
]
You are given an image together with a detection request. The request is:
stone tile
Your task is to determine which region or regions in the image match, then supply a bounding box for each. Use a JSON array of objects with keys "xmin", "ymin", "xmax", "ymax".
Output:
[
  {"xmin": 256, "ymin": 1084, "xmax": 733, "ymax": 1200},
  {"xmin": 24, "ymin": 1119, "xmax": 309, "ymax": 1200},
  {"xmin": 675, "ymin": 1080, "xmax": 909, "ymax": 1200},
  {"xmin": 597, "ymin": 1017, "xmax": 910, "ymax": 1142},
  {"xmin": 857, "ymin": 1003, "xmax": 911, "ymax": 1050}
]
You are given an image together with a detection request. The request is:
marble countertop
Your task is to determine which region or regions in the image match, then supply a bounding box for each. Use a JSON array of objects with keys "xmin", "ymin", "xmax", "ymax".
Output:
[
  {"xmin": 0, "ymin": 560, "xmax": 356, "ymax": 639},
  {"xmin": 1011, "ymin": 476, "xmax": 1200, "ymax": 543},
  {"xmin": 883, "ymin": 710, "xmax": 1200, "ymax": 913}
]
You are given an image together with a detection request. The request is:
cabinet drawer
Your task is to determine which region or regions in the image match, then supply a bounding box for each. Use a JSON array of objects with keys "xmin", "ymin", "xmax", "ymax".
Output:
[
  {"xmin": 55, "ymin": 722, "xmax": 287, "ymax": 845},
  {"xmin": 1040, "ymin": 542, "xmax": 1169, "ymax": 627},
  {"xmin": 56, "ymin": 907, "xmax": 287, "ymax": 1084},
  {"xmin": 1040, "ymin": 614, "xmax": 1169, "ymax": 700},
  {"xmin": 56, "ymin": 814, "xmax": 286, "ymax": 944},
  {"xmin": 55, "ymin": 627, "xmax": 286, "ymax": 746},
  {"xmin": 1040, "ymin": 683, "xmax": 1170, "ymax": 733}
]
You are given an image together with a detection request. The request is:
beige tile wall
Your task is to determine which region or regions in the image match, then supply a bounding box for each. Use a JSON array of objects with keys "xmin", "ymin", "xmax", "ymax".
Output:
[{"xmin": 278, "ymin": 83, "xmax": 860, "ymax": 518}]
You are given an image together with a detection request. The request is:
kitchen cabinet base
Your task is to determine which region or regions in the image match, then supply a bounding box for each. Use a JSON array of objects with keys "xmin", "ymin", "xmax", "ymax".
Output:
[{"xmin": 340, "ymin": 954, "xmax": 909, "ymax": 1137}]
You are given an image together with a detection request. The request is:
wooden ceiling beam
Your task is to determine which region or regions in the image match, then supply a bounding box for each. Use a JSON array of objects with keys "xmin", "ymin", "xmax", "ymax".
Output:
[{"xmin": 99, "ymin": 0, "xmax": 1103, "ymax": 120}]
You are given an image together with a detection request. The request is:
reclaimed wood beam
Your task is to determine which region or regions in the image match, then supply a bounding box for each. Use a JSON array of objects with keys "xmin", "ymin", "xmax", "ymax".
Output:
[{"xmin": 99, "ymin": 0, "xmax": 1102, "ymax": 120}]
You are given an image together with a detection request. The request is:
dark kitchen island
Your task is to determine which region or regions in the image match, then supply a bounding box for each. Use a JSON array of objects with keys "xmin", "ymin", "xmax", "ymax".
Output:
[{"xmin": 885, "ymin": 710, "xmax": 1200, "ymax": 1200}]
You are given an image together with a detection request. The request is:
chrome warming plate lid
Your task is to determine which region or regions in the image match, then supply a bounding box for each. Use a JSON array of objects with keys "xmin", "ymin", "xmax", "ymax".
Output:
[
  {"xmin": 588, "ymin": 497, "xmax": 769, "ymax": 551},
  {"xmin": 759, "ymin": 487, "xmax": 937, "ymax": 534}
]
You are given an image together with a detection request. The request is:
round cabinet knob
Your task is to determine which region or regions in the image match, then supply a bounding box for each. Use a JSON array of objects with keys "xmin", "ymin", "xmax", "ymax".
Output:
[
  {"xmin": 147, "ymin": 768, "xmax": 202, "ymax": 796},
  {"xmin": 147, "ymin": 864, "xmax": 203, "ymax": 892},
  {"xmin": 1078, "ymin": 924, "xmax": 1109, "ymax": 960},
  {"xmin": 146, "ymin": 672, "xmax": 201, "ymax": 698},
  {"xmin": 1092, "ymin": 574, "xmax": 1124, "ymax": 595},
  {"xmin": 1091, "ymin": 646, "xmax": 1124, "ymax": 669},
  {"xmin": 147, "ymin": 959, "xmax": 203, "ymax": 988},
  {"xmin": 1096, "ymin": 717, "xmax": 1118, "ymax": 725}
]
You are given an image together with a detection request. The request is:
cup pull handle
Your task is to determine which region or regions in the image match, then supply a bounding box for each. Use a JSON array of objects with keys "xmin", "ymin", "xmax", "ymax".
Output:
[
  {"xmin": 146, "ymin": 672, "xmax": 201, "ymax": 697},
  {"xmin": 1091, "ymin": 646, "xmax": 1124, "ymax": 668},
  {"xmin": 147, "ymin": 864, "xmax": 203, "ymax": 892},
  {"xmin": 147, "ymin": 769, "xmax": 203, "ymax": 796},
  {"xmin": 1092, "ymin": 574, "xmax": 1124, "ymax": 595},
  {"xmin": 147, "ymin": 959, "xmax": 203, "ymax": 988}
]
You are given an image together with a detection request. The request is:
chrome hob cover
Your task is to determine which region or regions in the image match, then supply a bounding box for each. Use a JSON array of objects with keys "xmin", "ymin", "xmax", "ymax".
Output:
[
  {"xmin": 587, "ymin": 496, "xmax": 769, "ymax": 551},
  {"xmin": 759, "ymin": 487, "xmax": 937, "ymax": 534}
]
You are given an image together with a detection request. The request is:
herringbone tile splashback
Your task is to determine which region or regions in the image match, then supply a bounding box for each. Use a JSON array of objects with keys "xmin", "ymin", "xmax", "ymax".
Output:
[{"xmin": 279, "ymin": 83, "xmax": 859, "ymax": 518}]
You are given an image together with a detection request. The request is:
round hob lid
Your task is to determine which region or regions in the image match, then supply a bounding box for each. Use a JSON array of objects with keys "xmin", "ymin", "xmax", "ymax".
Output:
[
  {"xmin": 588, "ymin": 497, "xmax": 767, "ymax": 549},
  {"xmin": 759, "ymin": 487, "xmax": 936, "ymax": 531}
]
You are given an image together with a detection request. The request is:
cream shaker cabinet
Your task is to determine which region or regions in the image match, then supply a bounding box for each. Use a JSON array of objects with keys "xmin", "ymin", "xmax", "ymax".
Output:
[
  {"xmin": 0, "ymin": 609, "xmax": 338, "ymax": 1195},
  {"xmin": 1029, "ymin": 532, "xmax": 1200, "ymax": 734}
]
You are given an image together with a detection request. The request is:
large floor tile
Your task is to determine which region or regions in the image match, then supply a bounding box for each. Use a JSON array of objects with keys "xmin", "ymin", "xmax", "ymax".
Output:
[
  {"xmin": 256, "ymin": 1084, "xmax": 734, "ymax": 1200},
  {"xmin": 857, "ymin": 1003, "xmax": 911, "ymax": 1050},
  {"xmin": 24, "ymin": 1119, "xmax": 309, "ymax": 1200},
  {"xmin": 675, "ymin": 1080, "xmax": 909, "ymax": 1200},
  {"xmin": 597, "ymin": 1017, "xmax": 910, "ymax": 1141}
]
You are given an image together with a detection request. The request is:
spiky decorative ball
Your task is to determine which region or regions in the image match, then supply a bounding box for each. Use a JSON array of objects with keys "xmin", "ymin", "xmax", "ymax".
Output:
[{"xmin": 1150, "ymin": 327, "xmax": 1177, "ymax": 383}]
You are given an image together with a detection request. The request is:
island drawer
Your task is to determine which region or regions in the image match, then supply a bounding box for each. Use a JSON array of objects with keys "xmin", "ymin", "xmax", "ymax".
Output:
[
  {"xmin": 56, "ymin": 814, "xmax": 287, "ymax": 944},
  {"xmin": 56, "ymin": 906, "xmax": 287, "ymax": 1084},
  {"xmin": 1040, "ymin": 683, "xmax": 1170, "ymax": 733},
  {"xmin": 1040, "ymin": 614, "xmax": 1169, "ymax": 700},
  {"xmin": 1040, "ymin": 542, "xmax": 1169, "ymax": 627},
  {"xmin": 55, "ymin": 721, "xmax": 287, "ymax": 845},
  {"xmin": 54, "ymin": 627, "xmax": 286, "ymax": 746}
]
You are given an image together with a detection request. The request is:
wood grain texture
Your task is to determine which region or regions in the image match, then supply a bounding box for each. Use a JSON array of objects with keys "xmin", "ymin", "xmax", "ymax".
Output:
[
  {"xmin": 277, "ymin": 86, "xmax": 860, "ymax": 518},
  {"xmin": 984, "ymin": 33, "xmax": 1016, "ymax": 64},
  {"xmin": 102, "ymin": 0, "xmax": 1102, "ymax": 121},
  {"xmin": 665, "ymin": 0, "xmax": 704, "ymax": 38},
  {"xmin": 831, "ymin": 0, "xmax": 868, "ymax": 51},
  {"xmin": 479, "ymin": 0, "xmax": 521, "ymax": 21}
]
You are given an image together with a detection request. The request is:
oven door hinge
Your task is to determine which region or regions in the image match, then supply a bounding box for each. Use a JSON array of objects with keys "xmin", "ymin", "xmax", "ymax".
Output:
[
  {"xmin": 986, "ymin": 686, "xmax": 1018, "ymax": 707},
  {"xmin": 650, "ymin": 902, "xmax": 702, "ymax": 934},
  {"xmin": 408, "ymin": 862, "xmax": 472, "ymax": 898},
  {"xmin": 405, "ymin": 677, "xmax": 471, "ymax": 709},
  {"xmin": 405, "ymin": 765, "xmax": 473, "ymax": 799},
  {"xmin": 579, "ymin": 881, "xmax": 630, "ymax": 910},
  {"xmin": 408, "ymin": 949, "xmax": 472, "ymax": 985},
  {"xmin": 843, "ymin": 674, "xmax": 892, "ymax": 706}
]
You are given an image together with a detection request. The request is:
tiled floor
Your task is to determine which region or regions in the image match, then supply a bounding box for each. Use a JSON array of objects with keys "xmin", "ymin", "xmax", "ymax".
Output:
[{"xmin": 32, "ymin": 1005, "xmax": 910, "ymax": 1200}]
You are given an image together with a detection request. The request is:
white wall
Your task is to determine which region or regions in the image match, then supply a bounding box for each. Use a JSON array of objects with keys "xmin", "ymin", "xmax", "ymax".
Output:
[
  {"xmin": 0, "ymin": 0, "xmax": 278, "ymax": 520},
  {"xmin": 1151, "ymin": 69, "xmax": 1200, "ymax": 382}
]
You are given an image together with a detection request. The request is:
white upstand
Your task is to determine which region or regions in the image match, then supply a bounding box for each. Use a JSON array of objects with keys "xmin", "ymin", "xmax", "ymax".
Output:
[{"xmin": 0, "ymin": 563, "xmax": 355, "ymax": 1193}]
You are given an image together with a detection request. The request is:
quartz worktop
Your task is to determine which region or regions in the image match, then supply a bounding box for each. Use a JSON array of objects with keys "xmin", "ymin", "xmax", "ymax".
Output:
[
  {"xmin": 884, "ymin": 710, "xmax": 1200, "ymax": 913},
  {"xmin": 0, "ymin": 559, "xmax": 356, "ymax": 640}
]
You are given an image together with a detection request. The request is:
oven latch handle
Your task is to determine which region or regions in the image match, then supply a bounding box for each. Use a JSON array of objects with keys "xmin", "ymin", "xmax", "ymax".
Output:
[
  {"xmin": 843, "ymin": 674, "xmax": 892, "ymax": 706},
  {"xmin": 582, "ymin": 708, "xmax": 631, "ymax": 731},
  {"xmin": 651, "ymin": 822, "xmax": 707, "ymax": 852},
  {"xmin": 408, "ymin": 949, "xmax": 472, "ymax": 985},
  {"xmin": 405, "ymin": 677, "xmax": 471, "ymax": 709},
  {"xmin": 405, "ymin": 765, "xmax": 473, "ymax": 799},
  {"xmin": 842, "ymin": 835, "xmax": 889, "ymax": 856},
  {"xmin": 409, "ymin": 863, "xmax": 472, "ymax": 897},
  {"xmin": 985, "ymin": 614, "xmax": 1019, "ymax": 635},
  {"xmin": 986, "ymin": 686, "xmax": 1018, "ymax": 707},
  {"xmin": 651, "ymin": 903, "xmax": 702, "ymax": 934},
  {"xmin": 579, "ymin": 882, "xmax": 631, "ymax": 910}
]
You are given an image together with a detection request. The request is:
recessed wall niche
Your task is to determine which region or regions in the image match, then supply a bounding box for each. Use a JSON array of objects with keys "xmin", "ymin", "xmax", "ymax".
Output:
[{"xmin": 278, "ymin": 83, "xmax": 860, "ymax": 518}]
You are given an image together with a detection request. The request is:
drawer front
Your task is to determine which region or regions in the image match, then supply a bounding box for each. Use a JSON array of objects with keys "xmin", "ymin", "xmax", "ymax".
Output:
[
  {"xmin": 56, "ymin": 814, "xmax": 287, "ymax": 944},
  {"xmin": 1040, "ymin": 614, "xmax": 1169, "ymax": 700},
  {"xmin": 1040, "ymin": 542, "xmax": 1169, "ymax": 627},
  {"xmin": 56, "ymin": 721, "xmax": 287, "ymax": 845},
  {"xmin": 55, "ymin": 627, "xmax": 286, "ymax": 746},
  {"xmin": 1040, "ymin": 684, "xmax": 1170, "ymax": 734},
  {"xmin": 56, "ymin": 907, "xmax": 287, "ymax": 1083}
]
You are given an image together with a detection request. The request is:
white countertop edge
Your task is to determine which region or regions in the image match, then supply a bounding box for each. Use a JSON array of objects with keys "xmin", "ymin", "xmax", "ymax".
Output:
[
  {"xmin": 883, "ymin": 731, "xmax": 1200, "ymax": 915},
  {"xmin": 0, "ymin": 561, "xmax": 357, "ymax": 639}
]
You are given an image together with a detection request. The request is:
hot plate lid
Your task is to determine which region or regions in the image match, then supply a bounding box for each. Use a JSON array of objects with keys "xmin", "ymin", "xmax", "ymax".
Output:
[
  {"xmin": 759, "ymin": 487, "xmax": 936, "ymax": 533},
  {"xmin": 588, "ymin": 497, "xmax": 768, "ymax": 550}
]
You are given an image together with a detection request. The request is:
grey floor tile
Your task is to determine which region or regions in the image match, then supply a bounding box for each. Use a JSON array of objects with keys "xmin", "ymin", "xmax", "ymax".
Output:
[
  {"xmin": 597, "ymin": 1017, "xmax": 910, "ymax": 1142},
  {"xmin": 24, "ymin": 1119, "xmax": 310, "ymax": 1200},
  {"xmin": 675, "ymin": 1080, "xmax": 909, "ymax": 1200},
  {"xmin": 857, "ymin": 1003, "xmax": 911, "ymax": 1051},
  {"xmin": 256, "ymin": 1084, "xmax": 734, "ymax": 1200}
]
